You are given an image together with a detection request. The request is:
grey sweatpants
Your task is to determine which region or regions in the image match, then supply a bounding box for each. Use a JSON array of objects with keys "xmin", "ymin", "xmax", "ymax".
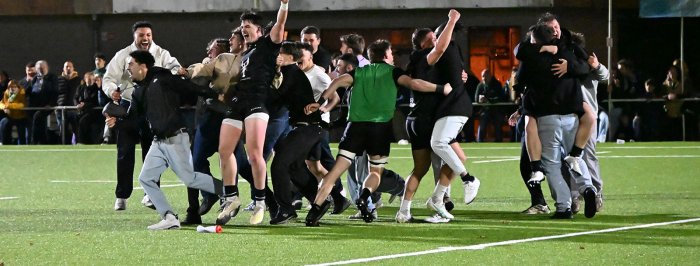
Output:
[
  {"xmin": 569, "ymin": 123, "xmax": 603, "ymax": 198},
  {"xmin": 538, "ymin": 114, "xmax": 596, "ymax": 212},
  {"xmin": 138, "ymin": 132, "xmax": 221, "ymax": 218}
]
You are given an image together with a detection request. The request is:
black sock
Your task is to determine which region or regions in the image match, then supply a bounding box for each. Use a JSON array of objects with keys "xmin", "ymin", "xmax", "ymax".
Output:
[
  {"xmin": 224, "ymin": 185, "xmax": 238, "ymax": 197},
  {"xmin": 569, "ymin": 146, "xmax": 583, "ymax": 157},
  {"xmin": 360, "ymin": 188, "xmax": 372, "ymax": 201},
  {"xmin": 460, "ymin": 173, "xmax": 475, "ymax": 182},
  {"xmin": 530, "ymin": 160, "xmax": 544, "ymax": 173},
  {"xmin": 253, "ymin": 188, "xmax": 265, "ymax": 201}
]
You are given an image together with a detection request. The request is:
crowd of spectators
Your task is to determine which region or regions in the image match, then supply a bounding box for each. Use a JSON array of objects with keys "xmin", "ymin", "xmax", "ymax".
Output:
[{"xmin": 0, "ymin": 54, "xmax": 697, "ymax": 145}]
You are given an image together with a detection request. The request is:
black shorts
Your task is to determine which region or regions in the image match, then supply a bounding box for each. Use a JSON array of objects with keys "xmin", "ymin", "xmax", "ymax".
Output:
[
  {"xmin": 338, "ymin": 121, "xmax": 393, "ymax": 157},
  {"xmin": 225, "ymin": 90, "xmax": 269, "ymax": 121},
  {"xmin": 405, "ymin": 116, "xmax": 434, "ymax": 151}
]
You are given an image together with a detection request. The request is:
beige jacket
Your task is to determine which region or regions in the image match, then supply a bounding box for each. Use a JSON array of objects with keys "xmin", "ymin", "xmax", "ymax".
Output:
[{"xmin": 187, "ymin": 53, "xmax": 241, "ymax": 96}]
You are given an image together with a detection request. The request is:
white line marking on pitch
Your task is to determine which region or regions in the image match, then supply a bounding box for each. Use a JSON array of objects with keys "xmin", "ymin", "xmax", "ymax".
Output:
[
  {"xmin": 134, "ymin": 184, "xmax": 185, "ymax": 190},
  {"xmin": 473, "ymin": 158, "xmax": 520, "ymax": 164},
  {"xmin": 307, "ymin": 217, "xmax": 700, "ymax": 266},
  {"xmin": 50, "ymin": 180, "xmax": 181, "ymax": 183},
  {"xmin": 0, "ymin": 196, "xmax": 19, "ymax": 200}
]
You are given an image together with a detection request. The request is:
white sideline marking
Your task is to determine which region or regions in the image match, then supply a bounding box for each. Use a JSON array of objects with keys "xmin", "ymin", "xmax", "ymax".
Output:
[
  {"xmin": 50, "ymin": 180, "xmax": 181, "ymax": 183},
  {"xmin": 308, "ymin": 217, "xmax": 700, "ymax": 266},
  {"xmin": 599, "ymin": 155, "xmax": 700, "ymax": 158},
  {"xmin": 474, "ymin": 158, "xmax": 520, "ymax": 164},
  {"xmin": 0, "ymin": 196, "xmax": 19, "ymax": 200},
  {"xmin": 134, "ymin": 184, "xmax": 185, "ymax": 190}
]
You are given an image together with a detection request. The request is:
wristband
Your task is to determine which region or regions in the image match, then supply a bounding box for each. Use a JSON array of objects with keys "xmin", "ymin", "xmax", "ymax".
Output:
[
  {"xmin": 317, "ymin": 97, "xmax": 327, "ymax": 106},
  {"xmin": 280, "ymin": 2, "xmax": 288, "ymax": 10},
  {"xmin": 435, "ymin": 84, "xmax": 444, "ymax": 95}
]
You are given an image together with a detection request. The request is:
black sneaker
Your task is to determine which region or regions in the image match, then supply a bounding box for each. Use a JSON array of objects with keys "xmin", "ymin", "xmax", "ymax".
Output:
[
  {"xmin": 331, "ymin": 196, "xmax": 351, "ymax": 215},
  {"xmin": 270, "ymin": 210, "xmax": 298, "ymax": 225},
  {"xmin": 198, "ymin": 194, "xmax": 219, "ymax": 216},
  {"xmin": 181, "ymin": 212, "xmax": 202, "ymax": 225},
  {"xmin": 305, "ymin": 200, "xmax": 331, "ymax": 227},
  {"xmin": 551, "ymin": 208, "xmax": 573, "ymax": 219},
  {"xmin": 583, "ymin": 188, "xmax": 598, "ymax": 218},
  {"xmin": 444, "ymin": 197, "xmax": 455, "ymax": 212},
  {"xmin": 356, "ymin": 198, "xmax": 374, "ymax": 223}
]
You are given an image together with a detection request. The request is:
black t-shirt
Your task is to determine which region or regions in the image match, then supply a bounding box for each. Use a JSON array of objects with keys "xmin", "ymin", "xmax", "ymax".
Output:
[
  {"xmin": 276, "ymin": 64, "xmax": 321, "ymax": 124},
  {"xmin": 432, "ymin": 41, "xmax": 473, "ymax": 118},
  {"xmin": 239, "ymin": 35, "xmax": 282, "ymax": 96},
  {"xmin": 516, "ymin": 37, "xmax": 588, "ymax": 117},
  {"xmin": 313, "ymin": 46, "xmax": 333, "ymax": 72},
  {"xmin": 406, "ymin": 48, "xmax": 439, "ymax": 119}
]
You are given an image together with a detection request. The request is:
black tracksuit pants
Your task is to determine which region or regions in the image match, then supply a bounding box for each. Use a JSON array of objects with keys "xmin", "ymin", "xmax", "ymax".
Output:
[{"xmin": 271, "ymin": 125, "xmax": 325, "ymax": 213}]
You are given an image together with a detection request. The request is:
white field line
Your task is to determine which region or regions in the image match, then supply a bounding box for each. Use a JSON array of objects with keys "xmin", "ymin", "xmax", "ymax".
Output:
[
  {"xmin": 307, "ymin": 217, "xmax": 700, "ymax": 266},
  {"xmin": 0, "ymin": 196, "xmax": 19, "ymax": 200},
  {"xmin": 134, "ymin": 184, "xmax": 185, "ymax": 190},
  {"xmin": 50, "ymin": 180, "xmax": 181, "ymax": 183},
  {"xmin": 473, "ymin": 158, "xmax": 520, "ymax": 164}
]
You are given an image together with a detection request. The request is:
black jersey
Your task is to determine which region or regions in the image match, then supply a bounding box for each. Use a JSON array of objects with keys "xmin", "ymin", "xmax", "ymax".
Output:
[
  {"xmin": 239, "ymin": 35, "xmax": 282, "ymax": 97},
  {"xmin": 432, "ymin": 41, "xmax": 473, "ymax": 119},
  {"xmin": 406, "ymin": 48, "xmax": 439, "ymax": 119},
  {"xmin": 276, "ymin": 64, "xmax": 321, "ymax": 124}
]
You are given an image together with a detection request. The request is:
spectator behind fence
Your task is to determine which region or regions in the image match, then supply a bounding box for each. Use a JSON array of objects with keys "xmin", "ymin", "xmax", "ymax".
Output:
[
  {"xmin": 57, "ymin": 60, "xmax": 81, "ymax": 144},
  {"xmin": 608, "ymin": 59, "xmax": 642, "ymax": 141},
  {"xmin": 633, "ymin": 79, "xmax": 664, "ymax": 141},
  {"xmin": 0, "ymin": 80, "xmax": 28, "ymax": 144},
  {"xmin": 0, "ymin": 70, "xmax": 10, "ymax": 122},
  {"xmin": 18, "ymin": 63, "xmax": 36, "ymax": 95},
  {"xmin": 29, "ymin": 60, "xmax": 59, "ymax": 144},
  {"xmin": 663, "ymin": 66, "xmax": 684, "ymax": 141},
  {"xmin": 75, "ymin": 72, "xmax": 103, "ymax": 144},
  {"xmin": 474, "ymin": 68, "xmax": 507, "ymax": 142}
]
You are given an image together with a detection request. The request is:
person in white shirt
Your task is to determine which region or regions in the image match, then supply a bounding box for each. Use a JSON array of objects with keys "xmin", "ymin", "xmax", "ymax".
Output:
[{"xmin": 103, "ymin": 21, "xmax": 182, "ymax": 211}]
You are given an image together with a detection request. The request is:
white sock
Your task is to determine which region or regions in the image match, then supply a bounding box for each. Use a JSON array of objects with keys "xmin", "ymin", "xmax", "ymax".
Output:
[
  {"xmin": 399, "ymin": 199, "xmax": 412, "ymax": 212},
  {"xmin": 255, "ymin": 200, "xmax": 265, "ymax": 207},
  {"xmin": 431, "ymin": 184, "xmax": 449, "ymax": 202}
]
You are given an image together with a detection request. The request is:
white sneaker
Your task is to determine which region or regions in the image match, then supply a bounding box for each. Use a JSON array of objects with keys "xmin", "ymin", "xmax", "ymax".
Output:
[
  {"xmin": 397, "ymin": 139, "xmax": 409, "ymax": 145},
  {"xmin": 527, "ymin": 171, "xmax": 545, "ymax": 186},
  {"xmin": 141, "ymin": 195, "xmax": 155, "ymax": 209},
  {"xmin": 564, "ymin": 155, "xmax": 583, "ymax": 175},
  {"xmin": 243, "ymin": 201, "xmax": 255, "ymax": 211},
  {"xmin": 114, "ymin": 198, "xmax": 126, "ymax": 211},
  {"xmin": 424, "ymin": 213, "xmax": 450, "ymax": 223},
  {"xmin": 426, "ymin": 197, "xmax": 454, "ymax": 219},
  {"xmin": 395, "ymin": 211, "xmax": 413, "ymax": 223},
  {"xmin": 462, "ymin": 177, "xmax": 481, "ymax": 204},
  {"xmin": 147, "ymin": 213, "xmax": 180, "ymax": 230},
  {"xmin": 249, "ymin": 201, "xmax": 266, "ymax": 225},
  {"xmin": 216, "ymin": 196, "xmax": 241, "ymax": 225}
]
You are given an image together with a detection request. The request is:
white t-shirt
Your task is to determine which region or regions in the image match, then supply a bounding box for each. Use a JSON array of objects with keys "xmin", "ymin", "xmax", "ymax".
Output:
[{"xmin": 304, "ymin": 65, "xmax": 332, "ymax": 122}]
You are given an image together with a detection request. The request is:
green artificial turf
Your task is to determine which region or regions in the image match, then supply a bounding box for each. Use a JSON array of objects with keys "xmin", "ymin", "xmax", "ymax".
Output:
[{"xmin": 1, "ymin": 142, "xmax": 699, "ymax": 265}]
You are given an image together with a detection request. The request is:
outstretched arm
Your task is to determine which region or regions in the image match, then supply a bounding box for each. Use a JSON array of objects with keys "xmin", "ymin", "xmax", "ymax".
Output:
[
  {"xmin": 305, "ymin": 73, "xmax": 353, "ymax": 114},
  {"xmin": 397, "ymin": 75, "xmax": 452, "ymax": 95},
  {"xmin": 427, "ymin": 9, "xmax": 460, "ymax": 65},
  {"xmin": 270, "ymin": 0, "xmax": 289, "ymax": 44}
]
